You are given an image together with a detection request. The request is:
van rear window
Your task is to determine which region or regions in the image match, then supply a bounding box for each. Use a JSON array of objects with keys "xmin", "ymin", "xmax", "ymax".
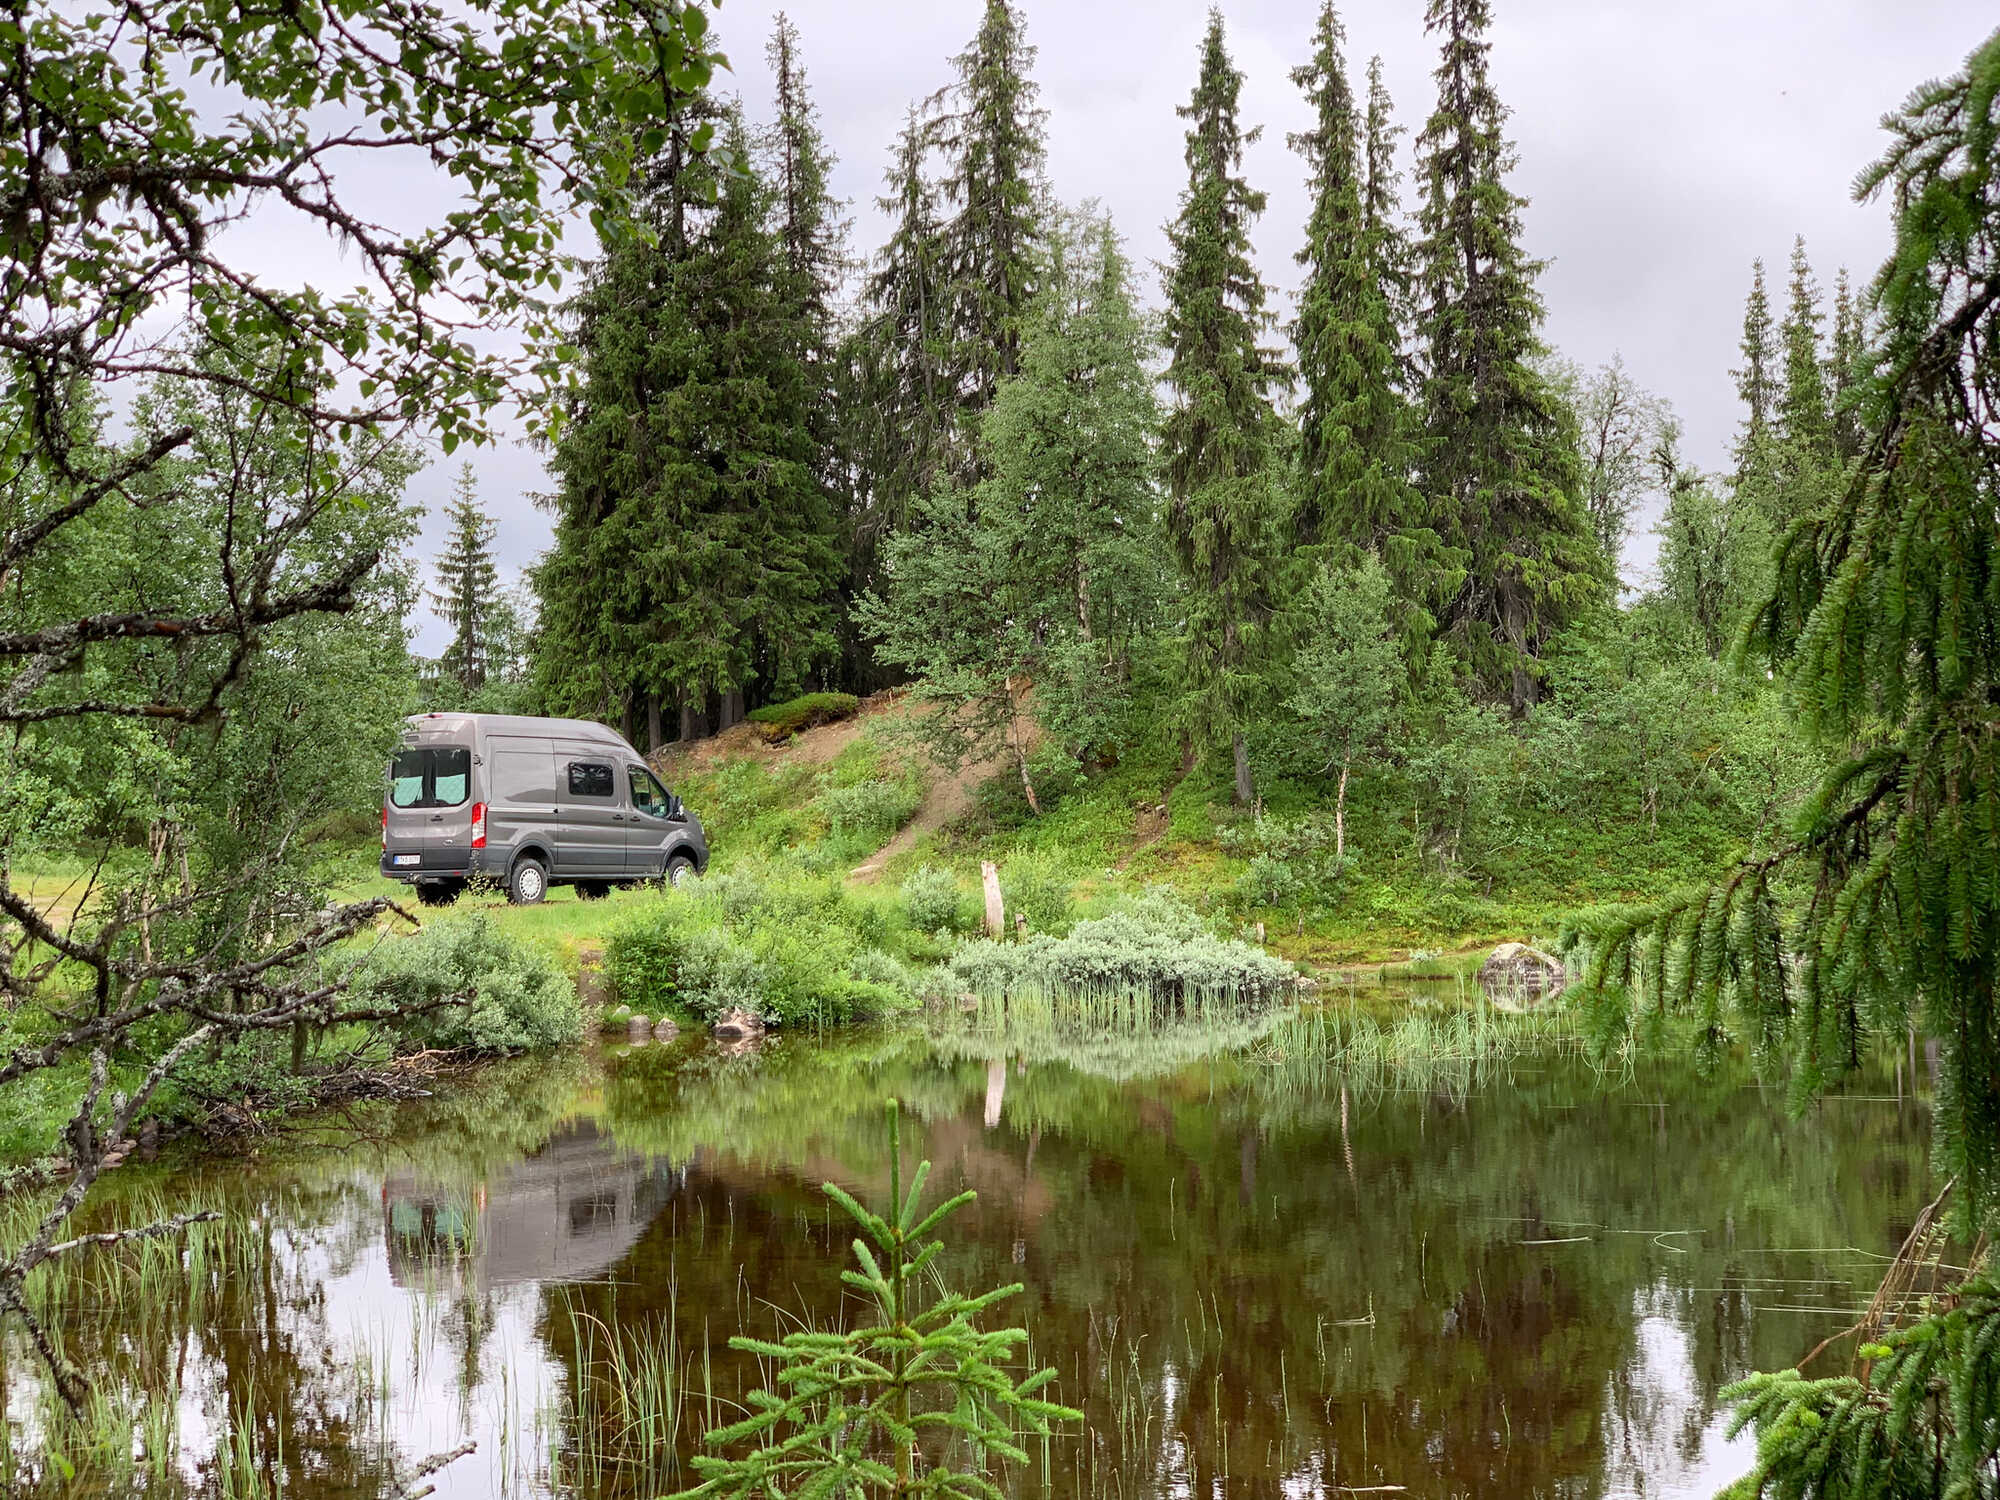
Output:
[{"xmin": 389, "ymin": 746, "xmax": 472, "ymax": 808}]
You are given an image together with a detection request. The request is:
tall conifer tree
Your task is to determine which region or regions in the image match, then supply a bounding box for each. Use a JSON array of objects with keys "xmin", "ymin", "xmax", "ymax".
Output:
[
  {"xmin": 939, "ymin": 0, "xmax": 1048, "ymax": 418},
  {"xmin": 1731, "ymin": 259, "xmax": 1778, "ymax": 486},
  {"xmin": 864, "ymin": 209, "xmax": 1163, "ymax": 811},
  {"xmin": 763, "ymin": 16, "xmax": 856, "ymax": 684},
  {"xmin": 850, "ymin": 107, "xmax": 956, "ymax": 610},
  {"xmin": 429, "ymin": 462, "xmax": 502, "ymax": 696},
  {"xmin": 1776, "ymin": 236, "xmax": 1835, "ymax": 469},
  {"xmin": 1290, "ymin": 4, "xmax": 1440, "ymax": 644},
  {"xmin": 535, "ymin": 107, "xmax": 839, "ymax": 744},
  {"xmin": 1362, "ymin": 56, "xmax": 1415, "ymax": 339},
  {"xmin": 1412, "ymin": 0, "xmax": 1602, "ymax": 713},
  {"xmin": 1827, "ymin": 264, "xmax": 1866, "ymax": 461},
  {"xmin": 1160, "ymin": 10, "xmax": 1289, "ymax": 804},
  {"xmin": 1289, "ymin": 8, "xmax": 1390, "ymax": 534}
]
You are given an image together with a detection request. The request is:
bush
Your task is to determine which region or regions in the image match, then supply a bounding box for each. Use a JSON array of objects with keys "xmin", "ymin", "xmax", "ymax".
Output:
[
  {"xmin": 947, "ymin": 891, "xmax": 1295, "ymax": 1007},
  {"xmin": 745, "ymin": 691, "xmax": 861, "ymax": 743},
  {"xmin": 339, "ymin": 914, "xmax": 581, "ymax": 1054},
  {"xmin": 604, "ymin": 875, "xmax": 916, "ymax": 1028},
  {"xmin": 900, "ymin": 864, "xmax": 967, "ymax": 933},
  {"xmin": 1001, "ymin": 848, "xmax": 1078, "ymax": 935},
  {"xmin": 817, "ymin": 777, "xmax": 922, "ymax": 842}
]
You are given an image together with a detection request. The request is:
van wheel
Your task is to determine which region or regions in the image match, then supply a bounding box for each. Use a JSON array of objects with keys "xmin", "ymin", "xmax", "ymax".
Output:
[
  {"xmin": 666, "ymin": 856, "xmax": 698, "ymax": 889},
  {"xmin": 416, "ymin": 880, "xmax": 464, "ymax": 908},
  {"xmin": 576, "ymin": 880, "xmax": 612, "ymax": 901},
  {"xmin": 509, "ymin": 856, "xmax": 548, "ymax": 905}
]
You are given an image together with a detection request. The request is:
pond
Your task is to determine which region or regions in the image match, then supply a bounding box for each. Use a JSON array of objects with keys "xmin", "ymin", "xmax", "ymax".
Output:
[{"xmin": 0, "ymin": 1005, "xmax": 1940, "ymax": 1499}]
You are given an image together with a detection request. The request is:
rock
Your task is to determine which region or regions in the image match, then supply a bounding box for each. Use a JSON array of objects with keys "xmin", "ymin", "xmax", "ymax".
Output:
[
  {"xmin": 627, "ymin": 1015, "xmax": 653, "ymax": 1043},
  {"xmin": 651, "ymin": 1015, "xmax": 679, "ymax": 1042},
  {"xmin": 711, "ymin": 1007, "xmax": 767, "ymax": 1041},
  {"xmin": 1477, "ymin": 942, "xmax": 1567, "ymax": 1004}
]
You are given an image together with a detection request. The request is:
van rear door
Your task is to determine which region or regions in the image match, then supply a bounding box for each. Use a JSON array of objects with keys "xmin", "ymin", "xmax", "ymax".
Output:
[{"xmin": 384, "ymin": 743, "xmax": 474, "ymax": 871}]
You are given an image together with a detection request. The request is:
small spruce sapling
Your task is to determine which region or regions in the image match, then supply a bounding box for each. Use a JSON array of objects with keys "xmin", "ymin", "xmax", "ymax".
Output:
[{"xmin": 675, "ymin": 1099, "xmax": 1079, "ymax": 1498}]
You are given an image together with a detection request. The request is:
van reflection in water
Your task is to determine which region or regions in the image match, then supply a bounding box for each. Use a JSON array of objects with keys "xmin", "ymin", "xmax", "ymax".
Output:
[{"xmin": 382, "ymin": 1121, "xmax": 685, "ymax": 1290}]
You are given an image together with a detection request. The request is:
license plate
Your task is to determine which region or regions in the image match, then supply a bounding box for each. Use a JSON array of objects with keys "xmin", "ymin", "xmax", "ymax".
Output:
[{"xmin": 393, "ymin": 854, "xmax": 420, "ymax": 867}]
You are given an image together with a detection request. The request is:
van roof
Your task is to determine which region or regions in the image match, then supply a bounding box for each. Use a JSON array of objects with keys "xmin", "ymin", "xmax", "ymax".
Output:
[{"xmin": 402, "ymin": 712, "xmax": 638, "ymax": 751}]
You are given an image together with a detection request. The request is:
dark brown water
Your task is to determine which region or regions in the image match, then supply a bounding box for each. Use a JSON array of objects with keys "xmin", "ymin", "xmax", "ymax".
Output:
[{"xmin": 0, "ymin": 1009, "xmax": 1940, "ymax": 1500}]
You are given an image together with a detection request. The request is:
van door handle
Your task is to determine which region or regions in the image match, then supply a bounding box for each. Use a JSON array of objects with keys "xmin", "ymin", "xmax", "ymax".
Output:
[{"xmin": 612, "ymin": 813, "xmax": 626, "ymax": 821}]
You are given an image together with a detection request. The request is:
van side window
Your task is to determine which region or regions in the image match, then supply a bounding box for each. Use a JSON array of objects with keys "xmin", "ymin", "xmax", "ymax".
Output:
[
  {"xmin": 628, "ymin": 767, "xmax": 671, "ymax": 818},
  {"xmin": 567, "ymin": 761, "xmax": 615, "ymax": 798}
]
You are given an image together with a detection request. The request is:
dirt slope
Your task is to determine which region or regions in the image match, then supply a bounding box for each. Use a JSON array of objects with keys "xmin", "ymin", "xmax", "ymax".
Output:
[{"xmin": 651, "ymin": 691, "xmax": 1019, "ymax": 884}]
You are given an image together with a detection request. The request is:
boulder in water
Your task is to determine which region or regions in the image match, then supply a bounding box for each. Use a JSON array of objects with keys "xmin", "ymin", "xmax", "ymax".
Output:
[
  {"xmin": 1477, "ymin": 942, "xmax": 1566, "ymax": 1005},
  {"xmin": 711, "ymin": 1007, "xmax": 767, "ymax": 1041}
]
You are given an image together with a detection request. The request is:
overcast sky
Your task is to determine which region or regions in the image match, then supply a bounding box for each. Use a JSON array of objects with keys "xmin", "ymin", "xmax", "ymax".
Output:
[{"xmin": 399, "ymin": 0, "xmax": 1992, "ymax": 653}]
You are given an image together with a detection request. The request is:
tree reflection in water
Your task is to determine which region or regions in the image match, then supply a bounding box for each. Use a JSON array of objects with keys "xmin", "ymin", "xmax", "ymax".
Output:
[{"xmin": 0, "ymin": 1012, "xmax": 1940, "ymax": 1499}]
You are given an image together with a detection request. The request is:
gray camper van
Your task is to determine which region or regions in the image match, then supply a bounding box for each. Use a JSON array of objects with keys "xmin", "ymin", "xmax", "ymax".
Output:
[{"xmin": 381, "ymin": 713, "xmax": 707, "ymax": 905}]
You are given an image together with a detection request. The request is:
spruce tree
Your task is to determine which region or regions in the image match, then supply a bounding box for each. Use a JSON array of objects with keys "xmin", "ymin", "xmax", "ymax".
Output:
[
  {"xmin": 428, "ymin": 462, "xmax": 502, "ymax": 696},
  {"xmin": 1571, "ymin": 21, "xmax": 2000, "ymax": 1229},
  {"xmin": 939, "ymin": 0, "xmax": 1049, "ymax": 417},
  {"xmin": 1826, "ymin": 264, "xmax": 1866, "ymax": 461},
  {"xmin": 1412, "ymin": 0, "xmax": 1602, "ymax": 713},
  {"xmin": 1729, "ymin": 258, "xmax": 1780, "ymax": 515},
  {"xmin": 1582, "ymin": 35, "xmax": 2000, "ymax": 1482},
  {"xmin": 763, "ymin": 15, "xmax": 856, "ymax": 683},
  {"xmin": 863, "ymin": 210, "xmax": 1163, "ymax": 811},
  {"xmin": 765, "ymin": 15, "xmax": 848, "ymax": 346},
  {"xmin": 1362, "ymin": 56, "xmax": 1416, "ymax": 347},
  {"xmin": 851, "ymin": 106, "xmax": 956, "ymax": 592},
  {"xmin": 1160, "ymin": 10, "xmax": 1290, "ymax": 805},
  {"xmin": 1775, "ymin": 236, "xmax": 1836, "ymax": 477},
  {"xmin": 1289, "ymin": 1, "xmax": 1440, "ymax": 642},
  {"xmin": 535, "ymin": 107, "xmax": 839, "ymax": 743}
]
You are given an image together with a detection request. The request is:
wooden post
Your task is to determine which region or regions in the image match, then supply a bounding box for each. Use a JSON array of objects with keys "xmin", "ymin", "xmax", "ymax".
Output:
[{"xmin": 981, "ymin": 861, "xmax": 1005, "ymax": 939}]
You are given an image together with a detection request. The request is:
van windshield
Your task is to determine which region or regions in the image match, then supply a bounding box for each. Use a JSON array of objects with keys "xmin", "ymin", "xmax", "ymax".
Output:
[{"xmin": 388, "ymin": 746, "xmax": 471, "ymax": 808}]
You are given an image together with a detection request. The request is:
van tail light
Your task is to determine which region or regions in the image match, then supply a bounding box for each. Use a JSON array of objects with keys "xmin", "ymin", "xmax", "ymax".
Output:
[
  {"xmin": 470, "ymin": 802, "xmax": 486, "ymax": 850},
  {"xmin": 381, "ymin": 807, "xmax": 388, "ymax": 851}
]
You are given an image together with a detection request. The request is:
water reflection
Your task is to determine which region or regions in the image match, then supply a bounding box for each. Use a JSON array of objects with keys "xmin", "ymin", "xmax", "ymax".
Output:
[
  {"xmin": 0, "ymin": 1011, "xmax": 1940, "ymax": 1500},
  {"xmin": 385, "ymin": 1121, "xmax": 685, "ymax": 1291}
]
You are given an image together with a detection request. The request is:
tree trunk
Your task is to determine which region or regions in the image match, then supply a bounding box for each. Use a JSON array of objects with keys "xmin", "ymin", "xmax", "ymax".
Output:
[
  {"xmin": 678, "ymin": 700, "xmax": 696, "ymax": 742},
  {"xmin": 1335, "ymin": 760, "xmax": 1349, "ymax": 868},
  {"xmin": 719, "ymin": 688, "xmax": 745, "ymax": 731},
  {"xmin": 1232, "ymin": 732, "xmax": 1253, "ymax": 806},
  {"xmin": 981, "ymin": 861, "xmax": 1006, "ymax": 939},
  {"xmin": 646, "ymin": 693, "xmax": 663, "ymax": 755},
  {"xmin": 1008, "ymin": 680, "xmax": 1041, "ymax": 815}
]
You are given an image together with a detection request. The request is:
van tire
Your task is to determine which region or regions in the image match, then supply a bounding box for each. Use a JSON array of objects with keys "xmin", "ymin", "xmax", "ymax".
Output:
[
  {"xmin": 666, "ymin": 855, "xmax": 698, "ymax": 889},
  {"xmin": 508, "ymin": 856, "xmax": 548, "ymax": 905},
  {"xmin": 416, "ymin": 880, "xmax": 464, "ymax": 908},
  {"xmin": 575, "ymin": 880, "xmax": 612, "ymax": 901}
]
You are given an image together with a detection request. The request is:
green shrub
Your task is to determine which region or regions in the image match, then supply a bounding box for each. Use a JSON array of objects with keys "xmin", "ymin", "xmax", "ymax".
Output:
[
  {"xmin": 947, "ymin": 892, "xmax": 1295, "ymax": 1007},
  {"xmin": 605, "ymin": 874, "xmax": 916, "ymax": 1028},
  {"xmin": 1001, "ymin": 848, "xmax": 1078, "ymax": 935},
  {"xmin": 900, "ymin": 864, "xmax": 967, "ymax": 933},
  {"xmin": 816, "ymin": 777, "xmax": 921, "ymax": 842},
  {"xmin": 1237, "ymin": 852, "xmax": 1306, "ymax": 909},
  {"xmin": 745, "ymin": 691, "xmax": 861, "ymax": 742},
  {"xmin": 1024, "ymin": 742, "xmax": 1088, "ymax": 808},
  {"xmin": 339, "ymin": 914, "xmax": 581, "ymax": 1054}
]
